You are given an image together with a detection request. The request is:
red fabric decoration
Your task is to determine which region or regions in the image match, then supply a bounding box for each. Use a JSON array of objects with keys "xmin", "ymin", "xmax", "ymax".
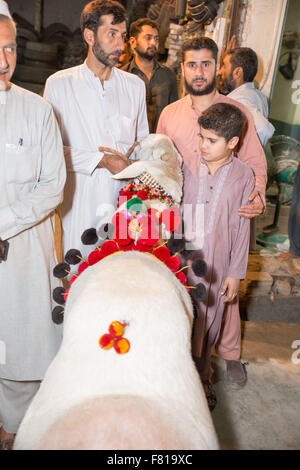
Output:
[
  {"xmin": 166, "ymin": 255, "xmax": 181, "ymax": 272},
  {"xmin": 136, "ymin": 189, "xmax": 148, "ymax": 200},
  {"xmin": 160, "ymin": 207, "xmax": 181, "ymax": 232},
  {"xmin": 63, "ymin": 287, "xmax": 70, "ymax": 302},
  {"xmin": 153, "ymin": 246, "xmax": 171, "ymax": 263},
  {"xmin": 100, "ymin": 240, "xmax": 119, "ymax": 257},
  {"xmin": 99, "ymin": 322, "xmax": 130, "ymax": 354},
  {"xmin": 78, "ymin": 261, "xmax": 89, "ymax": 274},
  {"xmin": 69, "ymin": 275, "xmax": 78, "ymax": 286},
  {"xmin": 114, "ymin": 337, "xmax": 130, "ymax": 354},
  {"xmin": 176, "ymin": 271, "xmax": 187, "ymax": 285},
  {"xmin": 64, "ymin": 185, "xmax": 188, "ymax": 305},
  {"xmin": 88, "ymin": 249, "xmax": 104, "ymax": 265},
  {"xmin": 99, "ymin": 333, "xmax": 114, "ymax": 350}
]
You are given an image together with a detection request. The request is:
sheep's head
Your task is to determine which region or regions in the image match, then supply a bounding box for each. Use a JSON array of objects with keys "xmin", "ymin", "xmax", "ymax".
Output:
[{"xmin": 111, "ymin": 134, "xmax": 183, "ymax": 204}]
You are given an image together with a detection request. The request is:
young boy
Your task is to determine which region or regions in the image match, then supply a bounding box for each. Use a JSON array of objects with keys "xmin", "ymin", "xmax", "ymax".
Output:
[{"xmin": 182, "ymin": 102, "xmax": 254, "ymax": 410}]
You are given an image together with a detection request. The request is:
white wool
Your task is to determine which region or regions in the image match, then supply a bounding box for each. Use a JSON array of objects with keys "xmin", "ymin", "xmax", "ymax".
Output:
[{"xmin": 15, "ymin": 252, "xmax": 219, "ymax": 450}]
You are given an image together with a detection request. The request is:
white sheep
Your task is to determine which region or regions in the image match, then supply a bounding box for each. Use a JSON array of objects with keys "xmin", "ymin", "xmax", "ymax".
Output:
[
  {"xmin": 14, "ymin": 250, "xmax": 218, "ymax": 450},
  {"xmin": 14, "ymin": 134, "xmax": 219, "ymax": 450}
]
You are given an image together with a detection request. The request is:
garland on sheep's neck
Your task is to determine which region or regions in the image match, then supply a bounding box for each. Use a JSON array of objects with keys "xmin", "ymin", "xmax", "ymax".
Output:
[
  {"xmin": 51, "ymin": 182, "xmax": 207, "ymax": 326},
  {"xmin": 137, "ymin": 172, "xmax": 171, "ymax": 199}
]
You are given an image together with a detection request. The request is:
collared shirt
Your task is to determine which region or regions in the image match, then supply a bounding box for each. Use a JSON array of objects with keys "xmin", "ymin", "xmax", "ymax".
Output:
[
  {"xmin": 157, "ymin": 91, "xmax": 267, "ymax": 196},
  {"xmin": 122, "ymin": 58, "xmax": 178, "ymax": 132},
  {"xmin": 228, "ymin": 83, "xmax": 275, "ymax": 146}
]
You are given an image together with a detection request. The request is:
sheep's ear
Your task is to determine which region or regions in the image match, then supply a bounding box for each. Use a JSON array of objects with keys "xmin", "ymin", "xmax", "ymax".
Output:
[
  {"xmin": 160, "ymin": 152, "xmax": 170, "ymax": 162},
  {"xmin": 159, "ymin": 147, "xmax": 182, "ymax": 166},
  {"xmin": 111, "ymin": 161, "xmax": 145, "ymax": 180}
]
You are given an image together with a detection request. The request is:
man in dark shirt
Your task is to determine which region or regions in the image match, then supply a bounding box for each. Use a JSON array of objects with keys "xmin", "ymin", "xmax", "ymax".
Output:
[{"xmin": 122, "ymin": 18, "xmax": 178, "ymax": 132}]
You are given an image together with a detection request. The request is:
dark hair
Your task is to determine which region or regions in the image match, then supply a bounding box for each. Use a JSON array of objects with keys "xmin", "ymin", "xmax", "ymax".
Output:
[
  {"xmin": 198, "ymin": 102, "xmax": 244, "ymax": 142},
  {"xmin": 181, "ymin": 36, "xmax": 218, "ymax": 63},
  {"xmin": 129, "ymin": 18, "xmax": 158, "ymax": 38},
  {"xmin": 80, "ymin": 0, "xmax": 127, "ymax": 36},
  {"xmin": 226, "ymin": 47, "xmax": 258, "ymax": 82}
]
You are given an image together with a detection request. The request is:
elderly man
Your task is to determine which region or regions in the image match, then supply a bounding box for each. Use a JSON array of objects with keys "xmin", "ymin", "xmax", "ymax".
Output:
[
  {"xmin": 122, "ymin": 18, "xmax": 178, "ymax": 132},
  {"xmin": 0, "ymin": 12, "xmax": 66, "ymax": 449},
  {"xmin": 44, "ymin": 0, "xmax": 149, "ymax": 257},
  {"xmin": 157, "ymin": 36, "xmax": 267, "ymax": 402},
  {"xmin": 218, "ymin": 47, "xmax": 275, "ymax": 147}
]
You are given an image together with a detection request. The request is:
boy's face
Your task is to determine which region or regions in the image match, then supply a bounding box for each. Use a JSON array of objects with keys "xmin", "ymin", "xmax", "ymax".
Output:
[{"xmin": 198, "ymin": 127, "xmax": 238, "ymax": 164}]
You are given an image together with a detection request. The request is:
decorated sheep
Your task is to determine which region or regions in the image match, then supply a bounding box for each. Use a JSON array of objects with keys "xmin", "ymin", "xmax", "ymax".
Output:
[{"xmin": 14, "ymin": 135, "xmax": 219, "ymax": 450}]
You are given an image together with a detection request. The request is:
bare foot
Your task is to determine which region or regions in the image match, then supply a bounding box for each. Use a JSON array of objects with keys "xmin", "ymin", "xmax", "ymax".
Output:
[{"xmin": 278, "ymin": 252, "xmax": 299, "ymax": 261}]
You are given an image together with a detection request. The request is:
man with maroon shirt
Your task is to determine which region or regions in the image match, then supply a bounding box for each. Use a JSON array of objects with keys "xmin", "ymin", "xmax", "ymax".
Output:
[{"xmin": 157, "ymin": 36, "xmax": 267, "ymax": 394}]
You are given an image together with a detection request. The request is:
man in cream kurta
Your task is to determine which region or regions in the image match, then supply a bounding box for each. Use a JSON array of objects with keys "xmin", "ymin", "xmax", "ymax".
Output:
[
  {"xmin": 0, "ymin": 13, "xmax": 66, "ymax": 447},
  {"xmin": 44, "ymin": 1, "xmax": 149, "ymax": 258}
]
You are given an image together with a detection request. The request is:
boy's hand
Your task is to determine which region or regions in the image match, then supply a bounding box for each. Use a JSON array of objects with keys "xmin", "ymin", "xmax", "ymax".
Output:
[
  {"xmin": 238, "ymin": 189, "xmax": 264, "ymax": 218},
  {"xmin": 221, "ymin": 277, "xmax": 240, "ymax": 303}
]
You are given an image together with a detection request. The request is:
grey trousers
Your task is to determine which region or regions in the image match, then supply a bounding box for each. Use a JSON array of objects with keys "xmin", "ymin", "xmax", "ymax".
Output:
[{"xmin": 0, "ymin": 378, "xmax": 40, "ymax": 434}]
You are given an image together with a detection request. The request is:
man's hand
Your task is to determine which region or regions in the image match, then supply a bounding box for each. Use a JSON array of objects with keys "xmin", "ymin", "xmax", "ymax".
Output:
[
  {"xmin": 221, "ymin": 35, "xmax": 237, "ymax": 62},
  {"xmin": 221, "ymin": 277, "xmax": 240, "ymax": 303},
  {"xmin": 97, "ymin": 153, "xmax": 131, "ymax": 175},
  {"xmin": 238, "ymin": 189, "xmax": 264, "ymax": 219}
]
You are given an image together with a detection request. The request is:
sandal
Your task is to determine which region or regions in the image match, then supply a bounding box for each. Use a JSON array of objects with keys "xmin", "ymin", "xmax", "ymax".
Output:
[{"xmin": 202, "ymin": 379, "xmax": 217, "ymax": 412}]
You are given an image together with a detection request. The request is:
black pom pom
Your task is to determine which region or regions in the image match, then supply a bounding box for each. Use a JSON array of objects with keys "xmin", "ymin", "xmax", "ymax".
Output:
[
  {"xmin": 190, "ymin": 283, "xmax": 206, "ymax": 302},
  {"xmin": 98, "ymin": 223, "xmax": 114, "ymax": 241},
  {"xmin": 52, "ymin": 306, "xmax": 64, "ymax": 324},
  {"xmin": 192, "ymin": 259, "xmax": 207, "ymax": 278},
  {"xmin": 81, "ymin": 228, "xmax": 98, "ymax": 245},
  {"xmin": 65, "ymin": 249, "xmax": 82, "ymax": 265},
  {"xmin": 167, "ymin": 235, "xmax": 185, "ymax": 254},
  {"xmin": 53, "ymin": 286, "xmax": 66, "ymax": 305},
  {"xmin": 53, "ymin": 262, "xmax": 70, "ymax": 278}
]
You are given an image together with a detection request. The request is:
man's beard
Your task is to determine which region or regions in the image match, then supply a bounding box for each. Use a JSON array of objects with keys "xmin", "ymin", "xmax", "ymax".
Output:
[
  {"xmin": 92, "ymin": 37, "xmax": 122, "ymax": 68},
  {"xmin": 219, "ymin": 73, "xmax": 235, "ymax": 95},
  {"xmin": 184, "ymin": 74, "xmax": 216, "ymax": 96},
  {"xmin": 136, "ymin": 46, "xmax": 157, "ymax": 61}
]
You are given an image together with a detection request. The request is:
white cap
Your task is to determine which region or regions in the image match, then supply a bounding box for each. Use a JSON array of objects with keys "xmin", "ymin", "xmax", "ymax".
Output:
[{"xmin": 0, "ymin": 1, "xmax": 12, "ymax": 18}]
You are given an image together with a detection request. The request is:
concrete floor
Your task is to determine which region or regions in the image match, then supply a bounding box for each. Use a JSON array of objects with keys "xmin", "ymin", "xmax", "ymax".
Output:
[
  {"xmin": 214, "ymin": 199, "xmax": 300, "ymax": 451},
  {"xmin": 210, "ymin": 321, "xmax": 300, "ymax": 450}
]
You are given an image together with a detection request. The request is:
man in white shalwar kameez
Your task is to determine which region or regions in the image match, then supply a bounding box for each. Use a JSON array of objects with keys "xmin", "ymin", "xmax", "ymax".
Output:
[
  {"xmin": 44, "ymin": 0, "xmax": 149, "ymax": 258},
  {"xmin": 0, "ymin": 13, "xmax": 66, "ymax": 449}
]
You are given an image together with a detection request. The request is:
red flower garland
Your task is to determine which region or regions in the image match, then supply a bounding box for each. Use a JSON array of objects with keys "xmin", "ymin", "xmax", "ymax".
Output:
[{"xmin": 63, "ymin": 185, "xmax": 186, "ymax": 303}]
